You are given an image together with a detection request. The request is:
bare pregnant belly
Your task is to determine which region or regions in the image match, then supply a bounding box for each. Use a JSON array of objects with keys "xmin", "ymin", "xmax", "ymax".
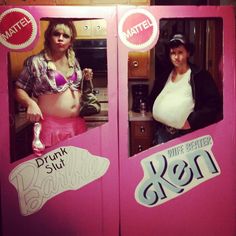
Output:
[{"xmin": 38, "ymin": 89, "xmax": 81, "ymax": 118}]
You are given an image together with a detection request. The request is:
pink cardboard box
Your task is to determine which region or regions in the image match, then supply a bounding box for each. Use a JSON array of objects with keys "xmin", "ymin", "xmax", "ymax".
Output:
[{"xmin": 0, "ymin": 5, "xmax": 235, "ymax": 236}]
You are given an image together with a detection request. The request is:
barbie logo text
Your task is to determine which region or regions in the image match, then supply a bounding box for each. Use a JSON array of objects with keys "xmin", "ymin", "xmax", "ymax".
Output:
[
  {"xmin": 135, "ymin": 135, "xmax": 221, "ymax": 207},
  {"xmin": 9, "ymin": 146, "xmax": 110, "ymax": 216}
]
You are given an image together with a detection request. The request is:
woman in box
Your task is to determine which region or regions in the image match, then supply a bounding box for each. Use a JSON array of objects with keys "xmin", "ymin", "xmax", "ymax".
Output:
[
  {"xmin": 149, "ymin": 33, "xmax": 223, "ymax": 145},
  {"xmin": 15, "ymin": 19, "xmax": 93, "ymax": 155}
]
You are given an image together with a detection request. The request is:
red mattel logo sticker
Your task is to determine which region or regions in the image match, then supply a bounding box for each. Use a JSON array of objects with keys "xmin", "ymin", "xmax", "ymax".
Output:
[
  {"xmin": 0, "ymin": 8, "xmax": 37, "ymax": 50},
  {"xmin": 118, "ymin": 9, "xmax": 158, "ymax": 50}
]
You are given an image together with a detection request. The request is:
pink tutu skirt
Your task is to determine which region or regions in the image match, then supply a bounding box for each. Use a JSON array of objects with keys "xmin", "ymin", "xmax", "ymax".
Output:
[{"xmin": 40, "ymin": 115, "xmax": 87, "ymax": 147}]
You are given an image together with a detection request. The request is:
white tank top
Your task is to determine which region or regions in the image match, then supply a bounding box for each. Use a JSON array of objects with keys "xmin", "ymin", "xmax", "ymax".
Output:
[{"xmin": 152, "ymin": 69, "xmax": 194, "ymax": 129}]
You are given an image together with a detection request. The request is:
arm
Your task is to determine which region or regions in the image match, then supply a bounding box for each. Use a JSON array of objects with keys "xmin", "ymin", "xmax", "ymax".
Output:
[
  {"xmin": 15, "ymin": 87, "xmax": 43, "ymax": 122},
  {"xmin": 187, "ymin": 70, "xmax": 223, "ymax": 130}
]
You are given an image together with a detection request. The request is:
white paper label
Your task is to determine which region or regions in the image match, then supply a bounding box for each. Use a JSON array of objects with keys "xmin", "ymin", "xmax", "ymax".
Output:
[
  {"xmin": 135, "ymin": 135, "xmax": 220, "ymax": 207},
  {"xmin": 9, "ymin": 146, "xmax": 110, "ymax": 216}
]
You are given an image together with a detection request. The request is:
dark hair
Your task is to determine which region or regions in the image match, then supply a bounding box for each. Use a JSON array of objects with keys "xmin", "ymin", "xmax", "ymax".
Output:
[
  {"xmin": 167, "ymin": 33, "xmax": 194, "ymax": 56},
  {"xmin": 44, "ymin": 19, "xmax": 77, "ymax": 50}
]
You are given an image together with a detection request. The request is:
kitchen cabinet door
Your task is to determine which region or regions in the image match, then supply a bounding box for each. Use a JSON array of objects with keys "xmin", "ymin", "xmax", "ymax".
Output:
[
  {"xmin": 129, "ymin": 120, "xmax": 155, "ymax": 156},
  {"xmin": 5, "ymin": 0, "xmax": 55, "ymax": 4},
  {"xmin": 92, "ymin": 19, "xmax": 107, "ymax": 38},
  {"xmin": 92, "ymin": 0, "xmax": 127, "ymax": 4},
  {"xmin": 129, "ymin": 0, "xmax": 150, "ymax": 4},
  {"xmin": 56, "ymin": 0, "xmax": 90, "ymax": 4},
  {"xmin": 74, "ymin": 20, "xmax": 92, "ymax": 38},
  {"xmin": 75, "ymin": 19, "xmax": 107, "ymax": 39},
  {"xmin": 128, "ymin": 51, "xmax": 150, "ymax": 79}
]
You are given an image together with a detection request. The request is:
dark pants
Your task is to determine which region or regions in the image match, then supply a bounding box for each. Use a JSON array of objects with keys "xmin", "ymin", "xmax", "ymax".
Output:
[{"xmin": 153, "ymin": 124, "xmax": 191, "ymax": 145}]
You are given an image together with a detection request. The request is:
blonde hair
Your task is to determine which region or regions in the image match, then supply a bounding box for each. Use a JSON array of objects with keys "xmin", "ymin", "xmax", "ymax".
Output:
[{"xmin": 44, "ymin": 19, "xmax": 77, "ymax": 66}]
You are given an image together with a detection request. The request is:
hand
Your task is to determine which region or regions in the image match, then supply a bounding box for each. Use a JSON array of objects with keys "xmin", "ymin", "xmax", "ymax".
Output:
[
  {"xmin": 26, "ymin": 100, "xmax": 44, "ymax": 122},
  {"xmin": 182, "ymin": 120, "xmax": 191, "ymax": 130},
  {"xmin": 83, "ymin": 68, "xmax": 93, "ymax": 80}
]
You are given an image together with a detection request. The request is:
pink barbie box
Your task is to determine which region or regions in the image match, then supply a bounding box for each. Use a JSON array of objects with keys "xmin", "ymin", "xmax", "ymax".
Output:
[
  {"xmin": 0, "ymin": 5, "xmax": 119, "ymax": 236},
  {"xmin": 0, "ymin": 5, "xmax": 235, "ymax": 236}
]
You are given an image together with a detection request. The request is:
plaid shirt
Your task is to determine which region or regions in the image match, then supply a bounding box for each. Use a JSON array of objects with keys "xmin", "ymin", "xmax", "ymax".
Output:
[{"xmin": 16, "ymin": 51, "xmax": 83, "ymax": 97}]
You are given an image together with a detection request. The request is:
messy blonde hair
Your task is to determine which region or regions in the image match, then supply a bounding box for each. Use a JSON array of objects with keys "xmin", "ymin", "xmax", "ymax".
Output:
[{"xmin": 44, "ymin": 19, "xmax": 77, "ymax": 66}]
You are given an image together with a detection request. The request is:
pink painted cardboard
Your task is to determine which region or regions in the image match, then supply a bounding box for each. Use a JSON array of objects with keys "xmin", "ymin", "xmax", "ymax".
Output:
[
  {"xmin": 0, "ymin": 5, "xmax": 235, "ymax": 236},
  {"xmin": 118, "ymin": 6, "xmax": 236, "ymax": 236},
  {"xmin": 0, "ymin": 6, "xmax": 119, "ymax": 236}
]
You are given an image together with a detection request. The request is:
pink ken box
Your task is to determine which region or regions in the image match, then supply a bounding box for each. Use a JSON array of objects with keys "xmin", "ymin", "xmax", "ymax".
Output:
[{"xmin": 0, "ymin": 5, "xmax": 235, "ymax": 236}]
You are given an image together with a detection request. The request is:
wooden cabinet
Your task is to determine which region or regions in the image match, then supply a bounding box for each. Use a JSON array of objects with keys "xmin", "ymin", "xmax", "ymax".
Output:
[
  {"xmin": 56, "ymin": 0, "xmax": 149, "ymax": 5},
  {"xmin": 128, "ymin": 51, "xmax": 150, "ymax": 79},
  {"xmin": 91, "ymin": 0, "xmax": 127, "ymax": 4},
  {"xmin": 5, "ymin": 0, "xmax": 150, "ymax": 5},
  {"xmin": 56, "ymin": 0, "xmax": 89, "ymax": 4},
  {"xmin": 74, "ymin": 20, "xmax": 92, "ymax": 38},
  {"xmin": 129, "ymin": 120, "xmax": 155, "ymax": 156},
  {"xmin": 92, "ymin": 20, "xmax": 107, "ymax": 38},
  {"xmin": 5, "ymin": 0, "xmax": 55, "ymax": 5},
  {"xmin": 74, "ymin": 19, "xmax": 107, "ymax": 39},
  {"xmin": 129, "ymin": 0, "xmax": 149, "ymax": 4}
]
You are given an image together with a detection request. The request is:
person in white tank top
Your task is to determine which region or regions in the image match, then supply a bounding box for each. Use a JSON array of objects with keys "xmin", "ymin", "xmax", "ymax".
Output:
[{"xmin": 150, "ymin": 33, "xmax": 222, "ymax": 144}]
